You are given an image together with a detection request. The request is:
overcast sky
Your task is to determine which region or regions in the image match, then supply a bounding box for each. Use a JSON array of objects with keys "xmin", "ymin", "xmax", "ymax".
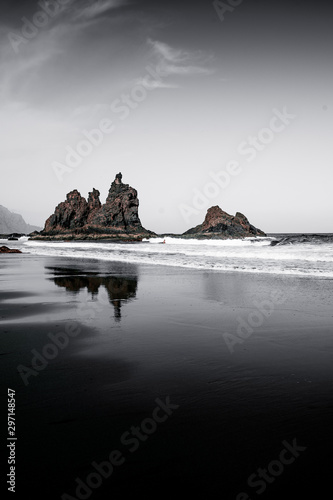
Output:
[{"xmin": 0, "ymin": 0, "xmax": 332, "ymax": 233}]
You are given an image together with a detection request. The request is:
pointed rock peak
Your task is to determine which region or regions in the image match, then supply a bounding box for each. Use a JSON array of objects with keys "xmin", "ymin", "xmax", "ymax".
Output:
[
  {"xmin": 115, "ymin": 172, "xmax": 122, "ymax": 184},
  {"xmin": 107, "ymin": 172, "xmax": 132, "ymax": 201},
  {"xmin": 111, "ymin": 172, "xmax": 125, "ymax": 190},
  {"xmin": 65, "ymin": 190, "xmax": 88, "ymax": 209},
  {"xmin": 88, "ymin": 188, "xmax": 101, "ymax": 210},
  {"xmin": 204, "ymin": 206, "xmax": 231, "ymax": 223},
  {"xmin": 66, "ymin": 189, "xmax": 82, "ymax": 200},
  {"xmin": 88, "ymin": 188, "xmax": 101, "ymax": 200},
  {"xmin": 108, "ymin": 172, "xmax": 124, "ymax": 193}
]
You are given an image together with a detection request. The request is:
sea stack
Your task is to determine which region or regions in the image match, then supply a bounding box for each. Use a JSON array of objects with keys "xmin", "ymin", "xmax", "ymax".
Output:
[
  {"xmin": 35, "ymin": 173, "xmax": 154, "ymax": 240},
  {"xmin": 183, "ymin": 206, "xmax": 266, "ymax": 239}
]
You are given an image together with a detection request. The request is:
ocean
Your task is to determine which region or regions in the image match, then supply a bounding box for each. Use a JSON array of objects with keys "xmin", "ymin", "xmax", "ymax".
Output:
[{"xmin": 12, "ymin": 233, "xmax": 333, "ymax": 278}]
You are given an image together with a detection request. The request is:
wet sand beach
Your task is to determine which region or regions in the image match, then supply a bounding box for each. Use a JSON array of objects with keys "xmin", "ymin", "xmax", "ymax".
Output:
[{"xmin": 1, "ymin": 253, "xmax": 333, "ymax": 498}]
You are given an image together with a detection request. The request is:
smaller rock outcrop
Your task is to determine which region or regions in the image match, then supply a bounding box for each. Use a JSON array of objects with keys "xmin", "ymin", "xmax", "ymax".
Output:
[
  {"xmin": 0, "ymin": 246, "xmax": 22, "ymax": 253},
  {"xmin": 183, "ymin": 206, "xmax": 266, "ymax": 239}
]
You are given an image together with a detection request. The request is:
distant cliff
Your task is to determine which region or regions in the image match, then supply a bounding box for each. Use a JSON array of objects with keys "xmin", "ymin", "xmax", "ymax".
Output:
[
  {"xmin": 183, "ymin": 206, "xmax": 266, "ymax": 239},
  {"xmin": 33, "ymin": 173, "xmax": 154, "ymax": 240},
  {"xmin": 0, "ymin": 205, "xmax": 41, "ymax": 235}
]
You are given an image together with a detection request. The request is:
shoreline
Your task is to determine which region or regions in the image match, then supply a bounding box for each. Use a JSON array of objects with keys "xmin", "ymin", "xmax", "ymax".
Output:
[{"xmin": 2, "ymin": 244, "xmax": 332, "ymax": 280}]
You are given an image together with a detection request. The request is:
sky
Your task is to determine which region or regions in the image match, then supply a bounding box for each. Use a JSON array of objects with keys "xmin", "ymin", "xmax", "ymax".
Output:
[{"xmin": 0, "ymin": 0, "xmax": 332, "ymax": 234}]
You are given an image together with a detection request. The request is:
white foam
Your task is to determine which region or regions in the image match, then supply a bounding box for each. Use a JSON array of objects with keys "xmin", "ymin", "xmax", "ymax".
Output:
[
  {"xmin": 144, "ymin": 236, "xmax": 274, "ymax": 246},
  {"xmin": 21, "ymin": 238, "xmax": 333, "ymax": 278}
]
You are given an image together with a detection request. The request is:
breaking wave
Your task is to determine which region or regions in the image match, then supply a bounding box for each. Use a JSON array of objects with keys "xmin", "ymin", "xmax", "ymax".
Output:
[{"xmin": 19, "ymin": 235, "xmax": 333, "ymax": 278}]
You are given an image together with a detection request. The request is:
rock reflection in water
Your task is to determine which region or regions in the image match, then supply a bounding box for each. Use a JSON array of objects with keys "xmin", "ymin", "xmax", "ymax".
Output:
[{"xmin": 47, "ymin": 267, "xmax": 138, "ymax": 321}]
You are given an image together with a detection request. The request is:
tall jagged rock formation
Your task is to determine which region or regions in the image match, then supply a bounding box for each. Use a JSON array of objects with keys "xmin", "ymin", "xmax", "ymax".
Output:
[
  {"xmin": 87, "ymin": 189, "xmax": 102, "ymax": 224},
  {"xmin": 40, "ymin": 173, "xmax": 153, "ymax": 240},
  {"xmin": 89, "ymin": 173, "xmax": 143, "ymax": 230},
  {"xmin": 183, "ymin": 206, "xmax": 266, "ymax": 239}
]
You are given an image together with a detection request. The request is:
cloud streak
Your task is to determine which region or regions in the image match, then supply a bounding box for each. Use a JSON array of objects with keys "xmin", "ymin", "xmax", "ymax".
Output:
[
  {"xmin": 135, "ymin": 77, "xmax": 179, "ymax": 90},
  {"xmin": 147, "ymin": 38, "xmax": 214, "ymax": 80},
  {"xmin": 0, "ymin": 0, "xmax": 131, "ymax": 105},
  {"xmin": 73, "ymin": 0, "xmax": 129, "ymax": 21}
]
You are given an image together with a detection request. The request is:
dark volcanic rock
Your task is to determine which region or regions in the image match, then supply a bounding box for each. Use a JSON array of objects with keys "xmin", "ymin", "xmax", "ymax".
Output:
[
  {"xmin": 87, "ymin": 189, "xmax": 102, "ymax": 224},
  {"xmin": 88, "ymin": 188, "xmax": 101, "ymax": 211},
  {"xmin": 184, "ymin": 206, "xmax": 266, "ymax": 239},
  {"xmin": 270, "ymin": 234, "xmax": 333, "ymax": 246},
  {"xmin": 40, "ymin": 173, "xmax": 153, "ymax": 239},
  {"xmin": 90, "ymin": 173, "xmax": 143, "ymax": 230},
  {"xmin": 0, "ymin": 246, "xmax": 22, "ymax": 253},
  {"xmin": 44, "ymin": 190, "xmax": 89, "ymax": 233}
]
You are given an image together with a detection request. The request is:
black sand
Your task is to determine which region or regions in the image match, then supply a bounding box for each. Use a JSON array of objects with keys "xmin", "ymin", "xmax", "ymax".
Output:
[{"xmin": 1, "ymin": 254, "xmax": 333, "ymax": 499}]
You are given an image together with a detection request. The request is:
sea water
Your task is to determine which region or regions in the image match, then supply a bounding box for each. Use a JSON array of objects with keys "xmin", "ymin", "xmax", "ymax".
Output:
[{"xmin": 15, "ymin": 234, "xmax": 333, "ymax": 278}]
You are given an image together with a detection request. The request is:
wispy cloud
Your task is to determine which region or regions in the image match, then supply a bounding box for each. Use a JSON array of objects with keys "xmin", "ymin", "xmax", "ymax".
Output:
[
  {"xmin": 0, "ymin": 0, "xmax": 130, "ymax": 107},
  {"xmin": 147, "ymin": 38, "xmax": 214, "ymax": 79},
  {"xmin": 163, "ymin": 64, "xmax": 213, "ymax": 76},
  {"xmin": 135, "ymin": 77, "xmax": 179, "ymax": 90},
  {"xmin": 148, "ymin": 40, "xmax": 189, "ymax": 64},
  {"xmin": 74, "ymin": 0, "xmax": 129, "ymax": 21}
]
